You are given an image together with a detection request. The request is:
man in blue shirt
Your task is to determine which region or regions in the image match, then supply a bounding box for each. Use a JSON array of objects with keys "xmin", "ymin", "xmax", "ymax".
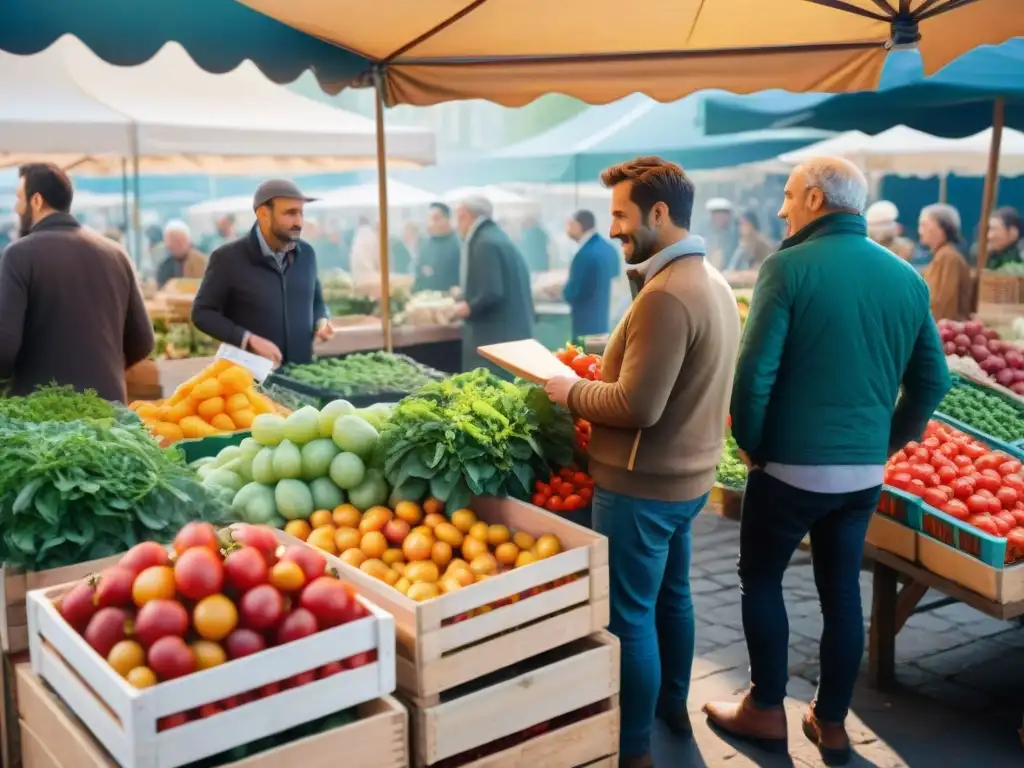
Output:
[{"xmin": 563, "ymin": 210, "xmax": 620, "ymax": 339}]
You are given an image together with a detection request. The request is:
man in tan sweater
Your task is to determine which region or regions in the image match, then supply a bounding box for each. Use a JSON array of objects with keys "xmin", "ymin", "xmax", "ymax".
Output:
[{"xmin": 545, "ymin": 156, "xmax": 740, "ymax": 768}]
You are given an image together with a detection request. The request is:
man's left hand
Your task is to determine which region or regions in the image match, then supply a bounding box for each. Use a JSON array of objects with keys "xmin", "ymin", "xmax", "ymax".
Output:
[
  {"xmin": 544, "ymin": 374, "xmax": 580, "ymax": 407},
  {"xmin": 453, "ymin": 301, "xmax": 470, "ymax": 319},
  {"xmin": 314, "ymin": 321, "xmax": 335, "ymax": 342},
  {"xmin": 738, "ymin": 448, "xmax": 760, "ymax": 471}
]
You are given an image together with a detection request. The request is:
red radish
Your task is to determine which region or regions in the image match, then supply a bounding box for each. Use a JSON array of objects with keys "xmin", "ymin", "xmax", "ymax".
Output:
[
  {"xmin": 276, "ymin": 608, "xmax": 318, "ymax": 645},
  {"xmin": 997, "ymin": 368, "xmax": 1016, "ymax": 387},
  {"xmin": 970, "ymin": 344, "xmax": 990, "ymax": 362},
  {"xmin": 943, "ymin": 341, "xmax": 956, "ymax": 355},
  {"xmin": 225, "ymin": 628, "xmax": 267, "ymax": 659},
  {"xmin": 84, "ymin": 608, "xmax": 130, "ymax": 657},
  {"xmin": 93, "ymin": 567, "xmax": 136, "ymax": 609},
  {"xmin": 954, "ymin": 333, "xmax": 972, "ymax": 349},
  {"xmin": 58, "ymin": 582, "xmax": 98, "ymax": 632}
]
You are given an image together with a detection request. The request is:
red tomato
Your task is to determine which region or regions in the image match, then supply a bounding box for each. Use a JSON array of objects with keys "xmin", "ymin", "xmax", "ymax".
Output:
[
  {"xmin": 564, "ymin": 494, "xmax": 584, "ymax": 511},
  {"xmin": 939, "ymin": 442, "xmax": 960, "ymax": 459},
  {"xmin": 997, "ymin": 487, "xmax": 1019, "ymax": 509},
  {"xmin": 997, "ymin": 510, "xmax": 1018, "ymax": 528},
  {"xmin": 936, "ymin": 485, "xmax": 954, "ymax": 500},
  {"xmin": 535, "ymin": 481, "xmax": 550, "ymax": 495},
  {"xmin": 579, "ymin": 486, "xmax": 593, "ymax": 501},
  {"xmin": 1004, "ymin": 474, "xmax": 1024, "ymax": 494},
  {"xmin": 942, "ymin": 499, "xmax": 970, "ymax": 520},
  {"xmin": 891, "ymin": 450, "xmax": 908, "ymax": 463},
  {"xmin": 573, "ymin": 472, "xmax": 591, "ymax": 486},
  {"xmin": 951, "ymin": 476, "xmax": 976, "ymax": 499},
  {"xmin": 922, "ymin": 437, "xmax": 941, "ymax": 451},
  {"xmin": 912, "ymin": 448, "xmax": 931, "ymax": 462},
  {"xmin": 999, "ymin": 460, "xmax": 1023, "ymax": 476},
  {"xmin": 922, "ymin": 488, "xmax": 949, "ymax": 509},
  {"xmin": 975, "ymin": 453, "xmax": 1003, "ymax": 472},
  {"xmin": 977, "ymin": 488, "xmax": 994, "ymax": 499},
  {"xmin": 905, "ymin": 441, "xmax": 921, "ymax": 454},
  {"xmin": 991, "ymin": 515, "xmax": 1012, "ymax": 536},
  {"xmin": 546, "ymin": 496, "xmax": 565, "ymax": 512},
  {"xmin": 559, "ymin": 467, "xmax": 575, "ymax": 481},
  {"xmin": 888, "ymin": 472, "xmax": 912, "ymax": 490},
  {"xmin": 937, "ymin": 466, "xmax": 958, "ymax": 485},
  {"xmin": 967, "ymin": 494, "xmax": 991, "ymax": 515},
  {"xmin": 957, "ymin": 464, "xmax": 976, "ymax": 478},
  {"xmin": 1014, "ymin": 509, "xmax": 1024, "ymax": 526},
  {"xmin": 532, "ymin": 493, "xmax": 549, "ymax": 508},
  {"xmin": 974, "ymin": 515, "xmax": 1001, "ymax": 536},
  {"xmin": 976, "ymin": 471, "xmax": 1003, "ymax": 493},
  {"xmin": 963, "ymin": 443, "xmax": 987, "ymax": 460},
  {"xmin": 910, "ymin": 464, "xmax": 935, "ymax": 483},
  {"xmin": 953, "ymin": 454, "xmax": 973, "ymax": 469},
  {"xmin": 906, "ymin": 479, "xmax": 927, "ymax": 497},
  {"xmin": 1007, "ymin": 527, "xmax": 1024, "ymax": 551},
  {"xmin": 929, "ymin": 453, "xmax": 951, "ymax": 470},
  {"xmin": 989, "ymin": 497, "xmax": 1006, "ymax": 515}
]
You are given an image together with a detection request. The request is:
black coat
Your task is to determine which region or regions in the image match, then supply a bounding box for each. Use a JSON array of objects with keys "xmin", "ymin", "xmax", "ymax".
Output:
[{"xmin": 192, "ymin": 225, "xmax": 329, "ymax": 365}]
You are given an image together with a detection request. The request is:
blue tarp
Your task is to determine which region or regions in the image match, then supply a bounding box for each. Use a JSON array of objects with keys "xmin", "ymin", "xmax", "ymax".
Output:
[
  {"xmin": 702, "ymin": 40, "xmax": 1024, "ymax": 138},
  {"xmin": 0, "ymin": 0, "xmax": 368, "ymax": 94}
]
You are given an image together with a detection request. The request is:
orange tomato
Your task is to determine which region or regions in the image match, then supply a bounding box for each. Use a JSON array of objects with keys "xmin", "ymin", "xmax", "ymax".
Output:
[
  {"xmin": 284, "ymin": 520, "xmax": 312, "ymax": 541},
  {"xmin": 333, "ymin": 504, "xmax": 361, "ymax": 528},
  {"xmin": 270, "ymin": 560, "xmax": 307, "ymax": 592},
  {"xmin": 191, "ymin": 640, "xmax": 227, "ymax": 671},
  {"xmin": 309, "ymin": 510, "xmax": 334, "ymax": 529},
  {"xmin": 107, "ymin": 640, "xmax": 146, "ymax": 677},
  {"xmin": 132, "ymin": 566, "xmax": 176, "ymax": 607},
  {"xmin": 126, "ymin": 666, "xmax": 157, "ymax": 688},
  {"xmin": 193, "ymin": 595, "xmax": 239, "ymax": 641}
]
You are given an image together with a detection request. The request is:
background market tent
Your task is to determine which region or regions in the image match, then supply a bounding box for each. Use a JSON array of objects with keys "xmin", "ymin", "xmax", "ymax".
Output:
[
  {"xmin": 442, "ymin": 186, "xmax": 535, "ymax": 218},
  {"xmin": 0, "ymin": 35, "xmax": 436, "ymax": 173},
  {"xmin": 308, "ymin": 179, "xmax": 438, "ymax": 212}
]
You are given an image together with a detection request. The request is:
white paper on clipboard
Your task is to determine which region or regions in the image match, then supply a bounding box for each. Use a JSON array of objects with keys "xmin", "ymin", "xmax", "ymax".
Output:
[
  {"xmin": 477, "ymin": 339, "xmax": 575, "ymax": 383},
  {"xmin": 215, "ymin": 344, "xmax": 275, "ymax": 383}
]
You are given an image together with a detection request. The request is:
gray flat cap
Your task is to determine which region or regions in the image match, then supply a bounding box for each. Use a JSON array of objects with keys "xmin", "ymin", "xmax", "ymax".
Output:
[{"xmin": 253, "ymin": 179, "xmax": 317, "ymax": 209}]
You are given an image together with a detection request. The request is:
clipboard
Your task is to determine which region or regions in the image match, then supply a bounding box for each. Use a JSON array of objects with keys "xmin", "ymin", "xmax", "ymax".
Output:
[{"xmin": 477, "ymin": 339, "xmax": 575, "ymax": 383}]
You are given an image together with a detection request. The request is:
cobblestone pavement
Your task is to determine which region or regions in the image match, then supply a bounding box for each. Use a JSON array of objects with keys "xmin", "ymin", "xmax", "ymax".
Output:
[{"xmin": 651, "ymin": 511, "xmax": 1024, "ymax": 766}]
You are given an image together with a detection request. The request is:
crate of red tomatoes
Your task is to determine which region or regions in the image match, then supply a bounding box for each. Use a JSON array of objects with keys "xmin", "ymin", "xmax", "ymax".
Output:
[
  {"xmin": 25, "ymin": 522, "xmax": 396, "ymax": 768},
  {"xmin": 883, "ymin": 419, "xmax": 1024, "ymax": 567}
]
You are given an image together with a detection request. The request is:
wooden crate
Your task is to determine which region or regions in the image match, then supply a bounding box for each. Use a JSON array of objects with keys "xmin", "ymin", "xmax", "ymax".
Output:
[
  {"xmin": 918, "ymin": 536, "xmax": 1024, "ymax": 604},
  {"xmin": 866, "ymin": 513, "xmax": 918, "ymax": 563},
  {"xmin": 26, "ymin": 581, "xmax": 396, "ymax": 768},
  {"xmin": 1, "ymin": 555, "xmax": 122, "ymax": 654},
  {"xmin": 408, "ymin": 632, "xmax": 619, "ymax": 767},
  {"xmin": 16, "ymin": 663, "xmax": 408, "ymax": 768},
  {"xmin": 313, "ymin": 496, "xmax": 609, "ymax": 700},
  {"xmin": 708, "ymin": 483, "xmax": 743, "ymax": 521}
]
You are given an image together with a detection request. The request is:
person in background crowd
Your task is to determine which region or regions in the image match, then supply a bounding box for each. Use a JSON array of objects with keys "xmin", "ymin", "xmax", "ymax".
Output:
[
  {"xmin": 705, "ymin": 197, "xmax": 739, "ymax": 271},
  {"xmin": 199, "ymin": 213, "xmax": 236, "ymax": 253},
  {"xmin": 413, "ymin": 202, "xmax": 461, "ymax": 293},
  {"xmin": 454, "ymin": 196, "xmax": 535, "ymax": 377},
  {"xmin": 349, "ymin": 216, "xmax": 380, "ymax": 285},
  {"xmin": 154, "ymin": 219, "xmax": 207, "ymax": 289},
  {"xmin": 518, "ymin": 215, "xmax": 551, "ymax": 272},
  {"xmin": 192, "ymin": 179, "xmax": 333, "ymax": 366},
  {"xmin": 402, "ymin": 221, "xmax": 422, "ymax": 264},
  {"xmin": 919, "ymin": 203, "xmax": 972, "ymax": 322},
  {"xmin": 545, "ymin": 157, "xmax": 740, "ymax": 768},
  {"xmin": 982, "ymin": 206, "xmax": 1023, "ymax": 271},
  {"xmin": 389, "ymin": 228, "xmax": 414, "ymax": 275},
  {"xmin": 563, "ymin": 209, "xmax": 620, "ymax": 338},
  {"xmin": 0, "ymin": 163, "xmax": 153, "ymax": 401},
  {"xmin": 726, "ymin": 209, "xmax": 775, "ymax": 271},
  {"xmin": 705, "ymin": 157, "xmax": 950, "ymax": 765},
  {"xmin": 865, "ymin": 200, "xmax": 916, "ymax": 263}
]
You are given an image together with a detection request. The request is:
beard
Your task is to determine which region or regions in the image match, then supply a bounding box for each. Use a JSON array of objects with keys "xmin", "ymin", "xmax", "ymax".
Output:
[
  {"xmin": 18, "ymin": 209, "xmax": 33, "ymax": 238},
  {"xmin": 616, "ymin": 225, "xmax": 660, "ymax": 265},
  {"xmin": 272, "ymin": 221, "xmax": 302, "ymax": 244}
]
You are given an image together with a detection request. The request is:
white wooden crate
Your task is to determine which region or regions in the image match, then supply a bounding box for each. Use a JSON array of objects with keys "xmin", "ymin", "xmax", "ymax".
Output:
[
  {"xmin": 300, "ymin": 495, "xmax": 610, "ymax": 700},
  {"xmin": 26, "ymin": 578, "xmax": 396, "ymax": 768}
]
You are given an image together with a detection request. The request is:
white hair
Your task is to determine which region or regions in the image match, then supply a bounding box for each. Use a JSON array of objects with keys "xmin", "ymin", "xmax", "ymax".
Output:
[
  {"xmin": 920, "ymin": 203, "xmax": 962, "ymax": 238},
  {"xmin": 459, "ymin": 195, "xmax": 493, "ymax": 220},
  {"xmin": 163, "ymin": 219, "xmax": 191, "ymax": 239},
  {"xmin": 800, "ymin": 157, "xmax": 868, "ymax": 214}
]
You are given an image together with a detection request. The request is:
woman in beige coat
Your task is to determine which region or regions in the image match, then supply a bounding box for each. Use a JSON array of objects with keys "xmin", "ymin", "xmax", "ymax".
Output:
[{"xmin": 919, "ymin": 203, "xmax": 972, "ymax": 322}]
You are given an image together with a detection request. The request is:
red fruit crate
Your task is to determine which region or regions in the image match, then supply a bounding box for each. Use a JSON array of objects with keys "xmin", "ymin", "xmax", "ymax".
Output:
[
  {"xmin": 409, "ymin": 632, "xmax": 620, "ymax": 767},
  {"xmin": 24, "ymin": 575, "xmax": 396, "ymax": 767},
  {"xmin": 876, "ymin": 487, "xmax": 925, "ymax": 530},
  {"xmin": 310, "ymin": 496, "xmax": 609, "ymax": 702}
]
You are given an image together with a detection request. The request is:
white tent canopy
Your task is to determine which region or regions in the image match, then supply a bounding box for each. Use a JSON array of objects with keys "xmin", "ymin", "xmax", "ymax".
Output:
[
  {"xmin": 0, "ymin": 35, "xmax": 436, "ymax": 175},
  {"xmin": 778, "ymin": 125, "xmax": 1024, "ymax": 178},
  {"xmin": 309, "ymin": 179, "xmax": 438, "ymax": 211}
]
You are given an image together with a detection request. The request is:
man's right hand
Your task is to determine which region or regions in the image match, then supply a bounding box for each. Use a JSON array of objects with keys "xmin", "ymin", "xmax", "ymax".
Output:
[{"xmin": 246, "ymin": 334, "xmax": 282, "ymax": 366}]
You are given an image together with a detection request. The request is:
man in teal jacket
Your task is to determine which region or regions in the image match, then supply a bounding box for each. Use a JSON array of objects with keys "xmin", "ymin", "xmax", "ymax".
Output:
[{"xmin": 704, "ymin": 157, "xmax": 950, "ymax": 764}]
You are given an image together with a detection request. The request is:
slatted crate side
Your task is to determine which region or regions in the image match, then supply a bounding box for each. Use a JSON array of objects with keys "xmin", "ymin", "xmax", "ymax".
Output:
[
  {"xmin": 1, "ymin": 554, "xmax": 123, "ymax": 653},
  {"xmin": 292, "ymin": 496, "xmax": 610, "ymax": 700},
  {"xmin": 26, "ymin": 582, "xmax": 396, "ymax": 768},
  {"xmin": 411, "ymin": 632, "xmax": 619, "ymax": 767},
  {"xmin": 18, "ymin": 664, "xmax": 410, "ymax": 768}
]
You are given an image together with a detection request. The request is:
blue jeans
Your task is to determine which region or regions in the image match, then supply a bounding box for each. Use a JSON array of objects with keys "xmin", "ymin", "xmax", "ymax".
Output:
[
  {"xmin": 738, "ymin": 470, "xmax": 879, "ymax": 723},
  {"xmin": 592, "ymin": 486, "xmax": 709, "ymax": 757}
]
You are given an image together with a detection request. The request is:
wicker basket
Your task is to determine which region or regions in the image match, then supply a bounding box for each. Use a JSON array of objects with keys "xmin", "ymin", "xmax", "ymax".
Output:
[{"xmin": 979, "ymin": 272, "xmax": 1021, "ymax": 305}]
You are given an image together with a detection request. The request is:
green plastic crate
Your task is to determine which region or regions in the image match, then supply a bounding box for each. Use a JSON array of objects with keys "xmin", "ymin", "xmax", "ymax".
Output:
[{"xmin": 177, "ymin": 431, "xmax": 251, "ymax": 463}]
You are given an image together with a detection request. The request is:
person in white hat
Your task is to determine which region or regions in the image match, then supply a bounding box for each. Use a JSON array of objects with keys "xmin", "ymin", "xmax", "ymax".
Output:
[
  {"xmin": 865, "ymin": 200, "xmax": 914, "ymax": 262},
  {"xmin": 705, "ymin": 197, "xmax": 738, "ymax": 270}
]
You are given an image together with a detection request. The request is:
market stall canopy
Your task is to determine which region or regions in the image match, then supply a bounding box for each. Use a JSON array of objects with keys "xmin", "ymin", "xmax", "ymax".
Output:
[
  {"xmin": 308, "ymin": 179, "xmax": 438, "ymax": 211},
  {"xmin": 778, "ymin": 125, "xmax": 1024, "ymax": 177},
  {"xmin": 0, "ymin": 36, "xmax": 436, "ymax": 174},
  {"xmin": 233, "ymin": 0, "xmax": 1024, "ymax": 107},
  {"xmin": 701, "ymin": 37, "xmax": 1024, "ymax": 138}
]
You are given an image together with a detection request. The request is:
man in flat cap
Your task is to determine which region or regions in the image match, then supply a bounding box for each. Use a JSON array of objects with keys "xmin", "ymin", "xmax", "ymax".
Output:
[{"xmin": 192, "ymin": 179, "xmax": 333, "ymax": 366}]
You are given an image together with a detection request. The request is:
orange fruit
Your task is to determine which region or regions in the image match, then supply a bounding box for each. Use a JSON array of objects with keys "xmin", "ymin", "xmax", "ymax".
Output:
[
  {"xmin": 487, "ymin": 525, "xmax": 511, "ymax": 547},
  {"xmin": 230, "ymin": 409, "xmax": 255, "ymax": 429},
  {"xmin": 513, "ymin": 531, "xmax": 535, "ymax": 551},
  {"xmin": 534, "ymin": 534, "xmax": 562, "ymax": 559},
  {"xmin": 434, "ymin": 523, "xmax": 464, "ymax": 548},
  {"xmin": 197, "ymin": 397, "xmax": 226, "ymax": 420},
  {"xmin": 307, "ymin": 527, "xmax": 338, "ymax": 555},
  {"xmin": 270, "ymin": 560, "xmax": 307, "ymax": 592},
  {"xmin": 450, "ymin": 508, "xmax": 477, "ymax": 533},
  {"xmin": 340, "ymin": 549, "xmax": 366, "ymax": 568},
  {"xmin": 431, "ymin": 540, "xmax": 453, "ymax": 568},
  {"xmin": 359, "ymin": 508, "xmax": 392, "ymax": 534},
  {"xmin": 360, "ymin": 531, "xmax": 388, "ymax": 559},
  {"xmin": 402, "ymin": 531, "xmax": 434, "ymax": 562},
  {"xmin": 461, "ymin": 536, "xmax": 488, "ymax": 561},
  {"xmin": 225, "ymin": 393, "xmax": 250, "ymax": 413},
  {"xmin": 514, "ymin": 550, "xmax": 537, "ymax": 568},
  {"xmin": 191, "ymin": 640, "xmax": 227, "ymax": 671},
  {"xmin": 423, "ymin": 498, "xmax": 445, "ymax": 517},
  {"xmin": 246, "ymin": 390, "xmax": 275, "ymax": 414},
  {"xmin": 423, "ymin": 512, "xmax": 446, "ymax": 529},
  {"xmin": 470, "ymin": 554, "xmax": 498, "ymax": 576},
  {"xmin": 210, "ymin": 413, "xmax": 237, "ymax": 432},
  {"xmin": 407, "ymin": 582, "xmax": 440, "ymax": 602},
  {"xmin": 193, "ymin": 594, "xmax": 238, "ymax": 641},
  {"xmin": 217, "ymin": 366, "xmax": 254, "ymax": 395},
  {"xmin": 468, "ymin": 522, "xmax": 489, "ymax": 542},
  {"xmin": 382, "ymin": 548, "xmax": 405, "ymax": 566},
  {"xmin": 151, "ymin": 422, "xmax": 184, "ymax": 444},
  {"xmin": 310, "ymin": 510, "xmax": 334, "ymax": 529},
  {"xmin": 334, "ymin": 526, "xmax": 362, "ymax": 552},
  {"xmin": 333, "ymin": 504, "xmax": 361, "ymax": 528},
  {"xmin": 107, "ymin": 640, "xmax": 145, "ymax": 677},
  {"xmin": 394, "ymin": 501, "xmax": 423, "ymax": 525},
  {"xmin": 126, "ymin": 666, "xmax": 157, "ymax": 688},
  {"xmin": 284, "ymin": 520, "xmax": 312, "ymax": 541},
  {"xmin": 494, "ymin": 542, "xmax": 520, "ymax": 566},
  {"xmin": 190, "ymin": 378, "xmax": 224, "ymax": 402}
]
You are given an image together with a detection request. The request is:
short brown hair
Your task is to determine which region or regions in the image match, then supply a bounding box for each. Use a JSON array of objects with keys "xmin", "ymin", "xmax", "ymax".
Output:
[{"xmin": 600, "ymin": 156, "xmax": 695, "ymax": 229}]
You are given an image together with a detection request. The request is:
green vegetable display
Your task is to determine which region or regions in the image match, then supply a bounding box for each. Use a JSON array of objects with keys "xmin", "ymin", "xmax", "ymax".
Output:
[
  {"xmin": 379, "ymin": 369, "xmax": 570, "ymax": 514},
  {"xmin": 938, "ymin": 381, "xmax": 1024, "ymax": 443},
  {"xmin": 0, "ymin": 412, "xmax": 230, "ymax": 571},
  {"xmin": 995, "ymin": 262, "xmax": 1024, "ymax": 276},
  {"xmin": 281, "ymin": 352, "xmax": 444, "ymax": 397},
  {"xmin": 0, "ymin": 385, "xmax": 116, "ymax": 423},
  {"xmin": 716, "ymin": 435, "xmax": 747, "ymax": 489}
]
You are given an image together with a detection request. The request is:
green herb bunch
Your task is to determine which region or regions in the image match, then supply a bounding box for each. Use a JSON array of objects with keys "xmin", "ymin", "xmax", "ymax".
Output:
[
  {"xmin": 379, "ymin": 369, "xmax": 571, "ymax": 513},
  {"xmin": 0, "ymin": 385, "xmax": 117, "ymax": 423},
  {"xmin": 716, "ymin": 434, "xmax": 748, "ymax": 490}
]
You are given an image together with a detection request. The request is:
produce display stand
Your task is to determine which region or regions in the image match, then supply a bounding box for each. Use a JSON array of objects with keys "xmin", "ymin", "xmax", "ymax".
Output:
[
  {"xmin": 303, "ymin": 496, "xmax": 615, "ymax": 766},
  {"xmin": 176, "ymin": 431, "xmax": 251, "ymax": 464},
  {"xmin": 708, "ymin": 483, "xmax": 743, "ymax": 522},
  {"xmin": 24, "ymin": 574, "xmax": 396, "ymax": 768},
  {"xmin": 315, "ymin": 323, "xmax": 463, "ymax": 375},
  {"xmin": 265, "ymin": 353, "xmax": 445, "ymax": 409},
  {"xmin": 154, "ymin": 356, "xmax": 218, "ymax": 400},
  {"xmin": 15, "ymin": 663, "xmax": 409, "ymax": 768}
]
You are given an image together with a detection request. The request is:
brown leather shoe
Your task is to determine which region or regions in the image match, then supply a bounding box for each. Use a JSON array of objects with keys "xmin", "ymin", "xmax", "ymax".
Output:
[
  {"xmin": 702, "ymin": 693, "xmax": 788, "ymax": 754},
  {"xmin": 802, "ymin": 703, "xmax": 851, "ymax": 766},
  {"xmin": 618, "ymin": 753, "xmax": 653, "ymax": 768}
]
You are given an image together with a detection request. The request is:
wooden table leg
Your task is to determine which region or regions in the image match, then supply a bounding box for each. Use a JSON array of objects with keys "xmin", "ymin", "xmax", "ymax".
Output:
[{"xmin": 868, "ymin": 561, "xmax": 898, "ymax": 690}]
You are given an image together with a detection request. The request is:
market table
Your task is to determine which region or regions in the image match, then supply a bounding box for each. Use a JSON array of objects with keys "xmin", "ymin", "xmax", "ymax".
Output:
[
  {"xmin": 865, "ymin": 544, "xmax": 1024, "ymax": 690},
  {"xmin": 317, "ymin": 321, "xmax": 463, "ymax": 374}
]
